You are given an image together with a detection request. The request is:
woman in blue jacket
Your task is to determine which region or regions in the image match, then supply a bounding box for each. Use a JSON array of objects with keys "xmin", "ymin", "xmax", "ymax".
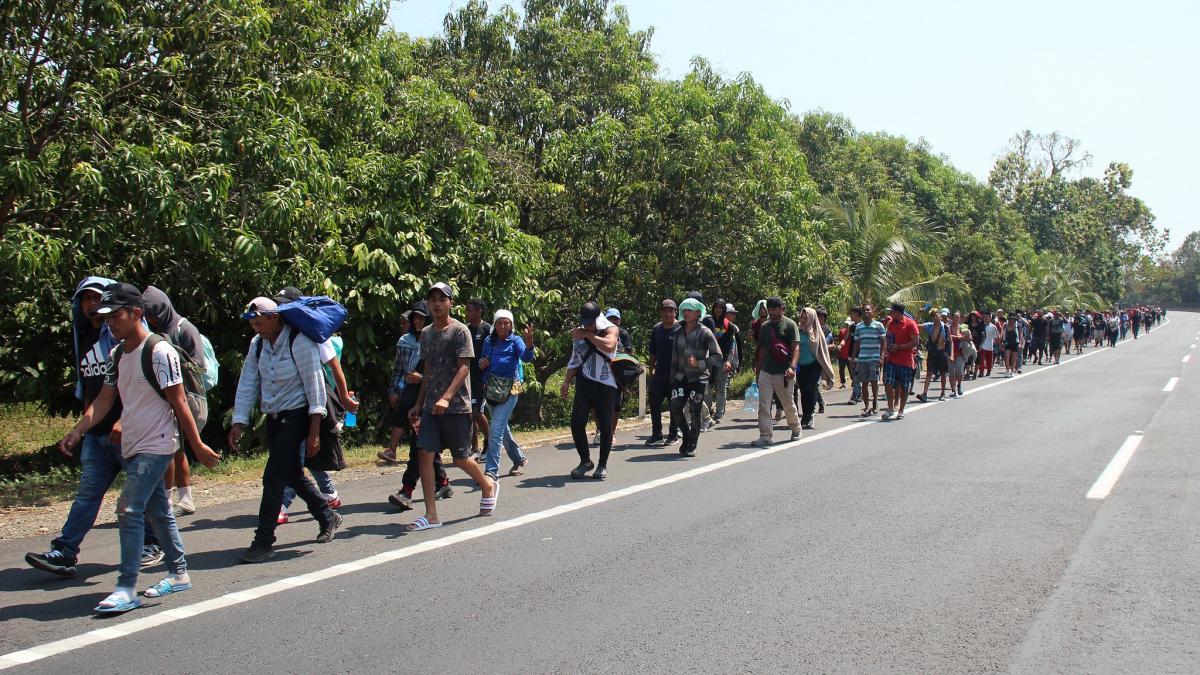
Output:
[{"xmin": 478, "ymin": 310, "xmax": 535, "ymax": 481}]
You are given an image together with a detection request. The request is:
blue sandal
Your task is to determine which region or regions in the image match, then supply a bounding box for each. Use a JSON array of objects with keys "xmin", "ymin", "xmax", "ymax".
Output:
[
  {"xmin": 144, "ymin": 577, "xmax": 192, "ymax": 598},
  {"xmin": 95, "ymin": 590, "xmax": 141, "ymax": 614}
]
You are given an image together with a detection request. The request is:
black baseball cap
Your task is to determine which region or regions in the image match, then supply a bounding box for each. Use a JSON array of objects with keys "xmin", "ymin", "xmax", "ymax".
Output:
[
  {"xmin": 404, "ymin": 300, "xmax": 430, "ymax": 320},
  {"xmin": 579, "ymin": 301, "xmax": 601, "ymax": 325},
  {"xmin": 766, "ymin": 296, "xmax": 784, "ymax": 309},
  {"xmin": 273, "ymin": 286, "xmax": 303, "ymax": 304},
  {"xmin": 427, "ymin": 282, "xmax": 454, "ymax": 300},
  {"xmin": 660, "ymin": 299, "xmax": 678, "ymax": 310},
  {"xmin": 890, "ymin": 303, "xmax": 906, "ymax": 313},
  {"xmin": 93, "ymin": 283, "xmax": 143, "ymax": 315}
]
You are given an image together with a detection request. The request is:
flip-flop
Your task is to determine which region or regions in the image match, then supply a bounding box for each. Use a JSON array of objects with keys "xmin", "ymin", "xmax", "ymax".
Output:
[
  {"xmin": 406, "ymin": 516, "xmax": 442, "ymax": 532},
  {"xmin": 479, "ymin": 480, "xmax": 499, "ymax": 516},
  {"xmin": 144, "ymin": 577, "xmax": 192, "ymax": 598},
  {"xmin": 95, "ymin": 591, "xmax": 141, "ymax": 614}
]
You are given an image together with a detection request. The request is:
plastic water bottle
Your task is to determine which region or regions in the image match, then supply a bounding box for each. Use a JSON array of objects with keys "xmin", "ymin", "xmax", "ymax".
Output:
[
  {"xmin": 744, "ymin": 381, "xmax": 759, "ymax": 414},
  {"xmin": 344, "ymin": 396, "xmax": 358, "ymax": 428}
]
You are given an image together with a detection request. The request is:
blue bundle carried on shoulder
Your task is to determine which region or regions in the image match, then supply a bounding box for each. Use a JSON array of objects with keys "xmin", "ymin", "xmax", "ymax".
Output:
[{"xmin": 277, "ymin": 296, "xmax": 348, "ymax": 344}]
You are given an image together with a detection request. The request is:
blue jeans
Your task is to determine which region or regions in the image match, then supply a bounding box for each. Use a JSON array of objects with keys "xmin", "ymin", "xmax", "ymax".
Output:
[
  {"xmin": 52, "ymin": 434, "xmax": 124, "ymax": 557},
  {"xmin": 281, "ymin": 441, "xmax": 335, "ymax": 509},
  {"xmin": 118, "ymin": 452, "xmax": 185, "ymax": 589},
  {"xmin": 484, "ymin": 394, "xmax": 525, "ymax": 479}
]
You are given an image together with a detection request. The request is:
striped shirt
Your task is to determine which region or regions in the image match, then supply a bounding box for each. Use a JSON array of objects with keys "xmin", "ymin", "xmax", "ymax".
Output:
[{"xmin": 855, "ymin": 320, "xmax": 886, "ymax": 361}]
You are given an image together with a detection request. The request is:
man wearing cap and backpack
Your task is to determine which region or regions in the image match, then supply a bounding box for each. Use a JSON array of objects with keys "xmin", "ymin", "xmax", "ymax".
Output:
[
  {"xmin": 58, "ymin": 283, "xmax": 221, "ymax": 613},
  {"xmin": 229, "ymin": 296, "xmax": 343, "ymax": 562}
]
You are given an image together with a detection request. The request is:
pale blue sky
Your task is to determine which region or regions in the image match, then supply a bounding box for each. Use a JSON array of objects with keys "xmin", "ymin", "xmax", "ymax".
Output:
[{"xmin": 388, "ymin": 0, "xmax": 1198, "ymax": 253}]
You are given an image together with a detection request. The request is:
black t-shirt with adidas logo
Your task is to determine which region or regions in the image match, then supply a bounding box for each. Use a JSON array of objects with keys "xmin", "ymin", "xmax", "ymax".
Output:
[{"xmin": 78, "ymin": 324, "xmax": 122, "ymax": 436}]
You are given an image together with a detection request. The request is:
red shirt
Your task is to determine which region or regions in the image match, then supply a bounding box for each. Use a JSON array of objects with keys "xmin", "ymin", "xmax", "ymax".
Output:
[{"xmin": 886, "ymin": 315, "xmax": 919, "ymax": 368}]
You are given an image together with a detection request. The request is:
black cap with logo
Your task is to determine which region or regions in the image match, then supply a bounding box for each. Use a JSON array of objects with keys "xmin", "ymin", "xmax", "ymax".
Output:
[{"xmin": 93, "ymin": 283, "xmax": 144, "ymax": 315}]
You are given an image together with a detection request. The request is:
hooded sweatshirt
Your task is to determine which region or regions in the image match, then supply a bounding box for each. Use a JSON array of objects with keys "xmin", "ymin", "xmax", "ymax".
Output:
[
  {"xmin": 142, "ymin": 286, "xmax": 206, "ymax": 370},
  {"xmin": 72, "ymin": 276, "xmax": 121, "ymax": 435}
]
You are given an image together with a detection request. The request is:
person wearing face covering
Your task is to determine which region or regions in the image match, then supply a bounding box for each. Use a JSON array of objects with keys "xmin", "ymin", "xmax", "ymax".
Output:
[
  {"xmin": 670, "ymin": 298, "xmax": 723, "ymax": 457},
  {"xmin": 141, "ymin": 286, "xmax": 208, "ymax": 517}
]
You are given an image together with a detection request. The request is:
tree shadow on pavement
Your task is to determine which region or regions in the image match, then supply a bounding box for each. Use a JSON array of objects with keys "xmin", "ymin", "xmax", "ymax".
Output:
[
  {"xmin": 0, "ymin": 587, "xmax": 118, "ymax": 624},
  {"xmin": 178, "ymin": 513, "xmax": 259, "ymax": 533},
  {"xmin": 514, "ymin": 474, "xmax": 571, "ymax": 489},
  {"xmin": 183, "ymin": 543, "xmax": 309, "ymax": 571},
  {"xmin": 624, "ymin": 453, "xmax": 686, "ymax": 463}
]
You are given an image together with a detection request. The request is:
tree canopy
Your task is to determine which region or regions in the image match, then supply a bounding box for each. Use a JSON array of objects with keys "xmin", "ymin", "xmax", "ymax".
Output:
[{"xmin": 0, "ymin": 0, "xmax": 1174, "ymax": 426}]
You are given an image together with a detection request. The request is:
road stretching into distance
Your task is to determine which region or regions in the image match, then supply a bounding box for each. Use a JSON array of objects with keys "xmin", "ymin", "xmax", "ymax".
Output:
[{"xmin": 1, "ymin": 313, "xmax": 1197, "ymax": 672}]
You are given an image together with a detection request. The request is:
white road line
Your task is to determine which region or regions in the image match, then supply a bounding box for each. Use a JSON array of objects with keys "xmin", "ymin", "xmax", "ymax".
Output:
[
  {"xmin": 1086, "ymin": 435, "xmax": 1144, "ymax": 500},
  {"xmin": 0, "ymin": 315, "xmax": 1175, "ymax": 670},
  {"xmin": 1184, "ymin": 354, "xmax": 1192, "ymax": 363},
  {"xmin": 1164, "ymin": 377, "xmax": 1179, "ymax": 392},
  {"xmin": 1192, "ymin": 344, "xmax": 1196, "ymax": 349}
]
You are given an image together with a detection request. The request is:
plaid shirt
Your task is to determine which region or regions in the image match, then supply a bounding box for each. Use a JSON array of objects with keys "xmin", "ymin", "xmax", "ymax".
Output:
[
  {"xmin": 389, "ymin": 332, "xmax": 421, "ymax": 395},
  {"xmin": 232, "ymin": 325, "xmax": 327, "ymax": 424}
]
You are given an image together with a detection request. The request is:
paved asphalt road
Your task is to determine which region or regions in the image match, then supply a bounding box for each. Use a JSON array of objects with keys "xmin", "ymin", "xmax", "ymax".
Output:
[{"xmin": 1, "ymin": 314, "xmax": 1197, "ymax": 673}]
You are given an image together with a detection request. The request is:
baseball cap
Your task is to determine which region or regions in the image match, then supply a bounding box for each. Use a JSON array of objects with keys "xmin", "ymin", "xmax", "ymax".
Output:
[
  {"xmin": 241, "ymin": 296, "xmax": 279, "ymax": 319},
  {"xmin": 273, "ymin": 286, "xmax": 303, "ymax": 304},
  {"xmin": 403, "ymin": 300, "xmax": 429, "ymax": 320},
  {"xmin": 939, "ymin": 308, "xmax": 950, "ymax": 317},
  {"xmin": 427, "ymin": 282, "xmax": 454, "ymax": 300},
  {"xmin": 605, "ymin": 307, "xmax": 621, "ymax": 319},
  {"xmin": 725, "ymin": 303, "xmax": 737, "ymax": 314},
  {"xmin": 766, "ymin": 296, "xmax": 784, "ymax": 309},
  {"xmin": 660, "ymin": 299, "xmax": 678, "ymax": 310},
  {"xmin": 580, "ymin": 302, "xmax": 601, "ymax": 326},
  {"xmin": 93, "ymin": 283, "xmax": 143, "ymax": 315}
]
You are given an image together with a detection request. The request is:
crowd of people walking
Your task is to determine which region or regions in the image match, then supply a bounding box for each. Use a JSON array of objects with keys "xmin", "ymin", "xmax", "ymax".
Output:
[{"xmin": 23, "ymin": 276, "xmax": 1165, "ymax": 614}]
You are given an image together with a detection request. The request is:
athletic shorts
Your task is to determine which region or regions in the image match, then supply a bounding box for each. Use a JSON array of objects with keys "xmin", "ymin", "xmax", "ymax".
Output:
[
  {"xmin": 926, "ymin": 351, "xmax": 949, "ymax": 377},
  {"xmin": 416, "ymin": 411, "xmax": 473, "ymax": 459},
  {"xmin": 1049, "ymin": 334, "xmax": 1062, "ymax": 350},
  {"xmin": 855, "ymin": 359, "xmax": 880, "ymax": 383},
  {"xmin": 884, "ymin": 363, "xmax": 914, "ymax": 391}
]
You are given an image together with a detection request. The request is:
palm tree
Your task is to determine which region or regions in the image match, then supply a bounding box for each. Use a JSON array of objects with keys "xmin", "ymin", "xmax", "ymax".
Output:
[
  {"xmin": 1021, "ymin": 250, "xmax": 1104, "ymax": 310},
  {"xmin": 818, "ymin": 196, "xmax": 973, "ymax": 311}
]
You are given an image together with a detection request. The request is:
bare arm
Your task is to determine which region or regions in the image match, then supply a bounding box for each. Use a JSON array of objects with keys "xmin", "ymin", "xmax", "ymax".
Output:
[{"xmin": 59, "ymin": 384, "xmax": 117, "ymax": 456}]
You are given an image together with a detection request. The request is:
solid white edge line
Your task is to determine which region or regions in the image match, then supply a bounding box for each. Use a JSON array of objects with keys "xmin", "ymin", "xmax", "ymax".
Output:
[
  {"xmin": 1164, "ymin": 377, "xmax": 1179, "ymax": 392},
  {"xmin": 1086, "ymin": 434, "xmax": 1144, "ymax": 500},
  {"xmin": 0, "ymin": 316, "xmax": 1174, "ymax": 670}
]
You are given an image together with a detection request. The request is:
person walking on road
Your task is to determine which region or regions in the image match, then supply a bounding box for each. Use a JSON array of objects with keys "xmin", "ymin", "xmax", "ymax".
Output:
[
  {"xmin": 853, "ymin": 303, "xmax": 886, "ymax": 416},
  {"xmin": 229, "ymin": 296, "xmax": 343, "ymax": 562},
  {"xmin": 479, "ymin": 309, "xmax": 535, "ymax": 479},
  {"xmin": 385, "ymin": 301, "xmax": 453, "ymax": 510},
  {"xmin": 882, "ymin": 303, "xmax": 919, "ymax": 420},
  {"xmin": 59, "ymin": 283, "xmax": 220, "ymax": 613},
  {"xmin": 752, "ymin": 296, "xmax": 802, "ymax": 446},
  {"xmin": 25, "ymin": 276, "xmax": 125, "ymax": 577},
  {"xmin": 670, "ymin": 298, "xmax": 723, "ymax": 457},
  {"xmin": 795, "ymin": 307, "xmax": 836, "ymax": 430},
  {"xmin": 465, "ymin": 299, "xmax": 492, "ymax": 461},
  {"xmin": 561, "ymin": 302, "xmax": 620, "ymax": 479},
  {"xmin": 404, "ymin": 283, "xmax": 499, "ymax": 531},
  {"xmin": 645, "ymin": 299, "xmax": 680, "ymax": 446}
]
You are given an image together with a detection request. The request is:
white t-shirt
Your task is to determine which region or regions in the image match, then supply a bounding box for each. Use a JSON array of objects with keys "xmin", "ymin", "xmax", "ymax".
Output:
[
  {"xmin": 105, "ymin": 335, "xmax": 184, "ymax": 458},
  {"xmin": 982, "ymin": 323, "xmax": 999, "ymax": 351}
]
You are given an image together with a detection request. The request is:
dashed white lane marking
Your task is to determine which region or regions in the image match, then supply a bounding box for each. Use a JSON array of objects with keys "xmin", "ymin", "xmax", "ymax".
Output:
[
  {"xmin": 1184, "ymin": 354, "xmax": 1192, "ymax": 363},
  {"xmin": 1164, "ymin": 377, "xmax": 1179, "ymax": 392},
  {"xmin": 0, "ymin": 316, "xmax": 1175, "ymax": 670},
  {"xmin": 1086, "ymin": 435, "xmax": 1145, "ymax": 500}
]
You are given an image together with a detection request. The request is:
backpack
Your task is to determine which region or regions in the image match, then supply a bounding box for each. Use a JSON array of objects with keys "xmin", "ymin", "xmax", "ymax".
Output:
[
  {"xmin": 178, "ymin": 318, "xmax": 219, "ymax": 392},
  {"xmin": 583, "ymin": 341, "xmax": 644, "ymax": 390},
  {"xmin": 110, "ymin": 334, "xmax": 207, "ymax": 424},
  {"xmin": 254, "ymin": 330, "xmax": 346, "ymax": 471},
  {"xmin": 276, "ymin": 296, "xmax": 347, "ymax": 344}
]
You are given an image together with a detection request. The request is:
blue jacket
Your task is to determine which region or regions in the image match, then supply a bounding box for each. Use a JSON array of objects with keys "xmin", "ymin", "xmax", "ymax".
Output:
[{"xmin": 481, "ymin": 334, "xmax": 535, "ymax": 381}]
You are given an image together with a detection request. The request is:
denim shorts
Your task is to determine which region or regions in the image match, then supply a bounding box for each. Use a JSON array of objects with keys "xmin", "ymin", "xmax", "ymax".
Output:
[
  {"xmin": 855, "ymin": 359, "xmax": 880, "ymax": 383},
  {"xmin": 416, "ymin": 411, "xmax": 473, "ymax": 459}
]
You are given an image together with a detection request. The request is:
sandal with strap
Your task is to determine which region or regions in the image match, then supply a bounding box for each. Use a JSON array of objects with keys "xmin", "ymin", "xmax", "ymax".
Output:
[
  {"xmin": 479, "ymin": 481, "xmax": 499, "ymax": 516},
  {"xmin": 95, "ymin": 589, "xmax": 141, "ymax": 614},
  {"xmin": 406, "ymin": 516, "xmax": 442, "ymax": 532},
  {"xmin": 144, "ymin": 576, "xmax": 192, "ymax": 598}
]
